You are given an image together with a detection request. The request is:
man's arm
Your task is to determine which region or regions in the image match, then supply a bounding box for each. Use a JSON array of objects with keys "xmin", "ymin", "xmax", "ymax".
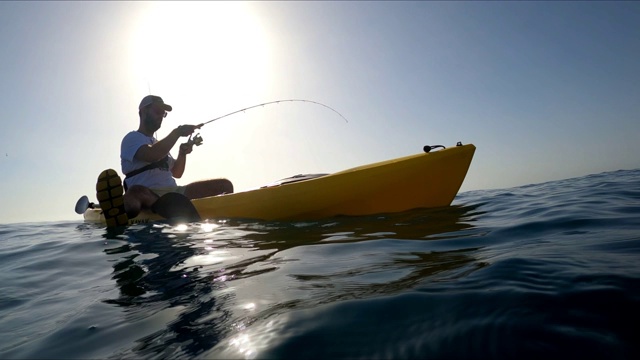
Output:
[
  {"xmin": 171, "ymin": 142, "xmax": 194, "ymax": 178},
  {"xmin": 135, "ymin": 125, "xmax": 198, "ymax": 163}
]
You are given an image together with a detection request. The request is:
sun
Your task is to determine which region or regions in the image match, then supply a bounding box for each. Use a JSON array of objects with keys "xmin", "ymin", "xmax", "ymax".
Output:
[
  {"xmin": 124, "ymin": 2, "xmax": 277, "ymax": 188},
  {"xmin": 127, "ymin": 2, "xmax": 272, "ymax": 114}
]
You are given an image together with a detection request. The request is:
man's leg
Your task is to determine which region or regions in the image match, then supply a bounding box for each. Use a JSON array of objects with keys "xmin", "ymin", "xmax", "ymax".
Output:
[
  {"xmin": 126, "ymin": 186, "xmax": 200, "ymax": 223},
  {"xmin": 97, "ymin": 170, "xmax": 162, "ymax": 227},
  {"xmin": 124, "ymin": 185, "xmax": 160, "ymax": 218},
  {"xmin": 184, "ymin": 178, "xmax": 234, "ymax": 199}
]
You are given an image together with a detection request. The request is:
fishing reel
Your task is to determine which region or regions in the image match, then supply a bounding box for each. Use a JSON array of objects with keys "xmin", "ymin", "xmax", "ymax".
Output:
[{"xmin": 187, "ymin": 133, "xmax": 204, "ymax": 147}]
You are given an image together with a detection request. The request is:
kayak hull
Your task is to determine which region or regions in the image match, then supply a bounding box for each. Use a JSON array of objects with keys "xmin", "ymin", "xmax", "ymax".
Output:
[{"xmin": 84, "ymin": 143, "xmax": 475, "ymax": 224}]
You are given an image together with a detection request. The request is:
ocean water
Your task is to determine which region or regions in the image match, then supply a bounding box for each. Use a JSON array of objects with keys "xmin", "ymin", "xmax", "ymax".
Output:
[{"xmin": 1, "ymin": 169, "xmax": 639, "ymax": 359}]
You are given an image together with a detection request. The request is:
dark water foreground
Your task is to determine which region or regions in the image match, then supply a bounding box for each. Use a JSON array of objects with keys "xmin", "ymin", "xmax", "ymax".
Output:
[{"xmin": 1, "ymin": 169, "xmax": 639, "ymax": 359}]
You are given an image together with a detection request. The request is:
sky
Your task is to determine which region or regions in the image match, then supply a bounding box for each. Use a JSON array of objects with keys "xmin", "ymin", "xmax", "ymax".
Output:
[{"xmin": 1, "ymin": 1, "xmax": 639, "ymax": 224}]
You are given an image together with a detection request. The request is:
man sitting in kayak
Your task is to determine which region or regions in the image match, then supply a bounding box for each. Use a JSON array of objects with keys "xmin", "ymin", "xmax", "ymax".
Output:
[{"xmin": 96, "ymin": 95, "xmax": 233, "ymax": 227}]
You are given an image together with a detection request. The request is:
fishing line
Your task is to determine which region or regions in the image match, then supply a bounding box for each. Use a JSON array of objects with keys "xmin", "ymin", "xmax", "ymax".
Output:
[{"xmin": 200, "ymin": 99, "xmax": 349, "ymax": 127}]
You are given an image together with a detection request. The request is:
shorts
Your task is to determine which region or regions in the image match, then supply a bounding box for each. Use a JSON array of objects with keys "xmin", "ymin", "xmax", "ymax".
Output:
[{"xmin": 150, "ymin": 186, "xmax": 187, "ymax": 198}]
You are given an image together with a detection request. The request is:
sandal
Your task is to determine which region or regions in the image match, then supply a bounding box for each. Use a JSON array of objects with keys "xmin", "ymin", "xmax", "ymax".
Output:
[{"xmin": 96, "ymin": 169, "xmax": 129, "ymax": 227}]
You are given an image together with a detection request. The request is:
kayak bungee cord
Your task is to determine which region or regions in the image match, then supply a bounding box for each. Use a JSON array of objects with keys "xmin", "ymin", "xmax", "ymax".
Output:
[{"xmin": 200, "ymin": 99, "xmax": 349, "ymax": 126}]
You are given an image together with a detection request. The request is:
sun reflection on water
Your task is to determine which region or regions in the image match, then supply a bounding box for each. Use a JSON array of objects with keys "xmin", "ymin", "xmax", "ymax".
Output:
[
  {"xmin": 174, "ymin": 224, "xmax": 189, "ymax": 232},
  {"xmin": 201, "ymin": 222, "xmax": 220, "ymax": 232},
  {"xmin": 229, "ymin": 334, "xmax": 257, "ymax": 359}
]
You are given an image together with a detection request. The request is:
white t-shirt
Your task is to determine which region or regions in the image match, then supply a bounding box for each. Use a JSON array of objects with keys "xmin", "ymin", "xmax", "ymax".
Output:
[{"xmin": 120, "ymin": 131, "xmax": 177, "ymax": 189}]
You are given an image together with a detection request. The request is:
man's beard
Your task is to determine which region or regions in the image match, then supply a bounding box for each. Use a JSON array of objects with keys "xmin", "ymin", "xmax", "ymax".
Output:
[{"xmin": 143, "ymin": 114, "xmax": 161, "ymax": 133}]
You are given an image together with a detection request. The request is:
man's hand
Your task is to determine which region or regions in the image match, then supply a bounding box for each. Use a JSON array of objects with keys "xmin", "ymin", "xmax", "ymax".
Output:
[
  {"xmin": 179, "ymin": 142, "xmax": 194, "ymax": 155},
  {"xmin": 175, "ymin": 124, "xmax": 202, "ymax": 137}
]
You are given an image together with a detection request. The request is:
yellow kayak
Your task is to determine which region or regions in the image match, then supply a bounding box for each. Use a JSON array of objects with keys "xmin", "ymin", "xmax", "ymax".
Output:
[{"xmin": 83, "ymin": 143, "xmax": 475, "ymax": 224}]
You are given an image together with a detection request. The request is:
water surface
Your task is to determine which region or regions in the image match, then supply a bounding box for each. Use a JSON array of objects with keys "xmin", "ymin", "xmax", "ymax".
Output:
[{"xmin": 1, "ymin": 169, "xmax": 639, "ymax": 359}]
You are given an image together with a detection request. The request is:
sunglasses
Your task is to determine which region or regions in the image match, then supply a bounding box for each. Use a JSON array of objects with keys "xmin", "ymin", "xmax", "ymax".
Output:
[{"xmin": 147, "ymin": 106, "xmax": 168, "ymax": 118}]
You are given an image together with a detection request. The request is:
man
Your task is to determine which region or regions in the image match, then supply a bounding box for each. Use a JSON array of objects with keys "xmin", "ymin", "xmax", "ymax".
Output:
[{"xmin": 96, "ymin": 95, "xmax": 233, "ymax": 227}]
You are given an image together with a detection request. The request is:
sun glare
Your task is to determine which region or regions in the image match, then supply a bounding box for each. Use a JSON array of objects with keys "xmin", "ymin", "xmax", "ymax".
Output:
[
  {"xmin": 125, "ymin": 2, "xmax": 315, "ymax": 191},
  {"xmin": 128, "ymin": 2, "xmax": 271, "ymax": 110}
]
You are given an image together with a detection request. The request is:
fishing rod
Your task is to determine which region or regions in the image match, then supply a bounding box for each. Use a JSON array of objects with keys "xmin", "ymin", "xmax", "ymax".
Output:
[
  {"xmin": 183, "ymin": 99, "xmax": 348, "ymax": 149},
  {"xmin": 200, "ymin": 99, "xmax": 349, "ymax": 127}
]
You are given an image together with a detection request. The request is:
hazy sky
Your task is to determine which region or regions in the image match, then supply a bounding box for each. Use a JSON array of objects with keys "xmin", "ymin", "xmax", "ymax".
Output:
[{"xmin": 1, "ymin": 1, "xmax": 639, "ymax": 224}]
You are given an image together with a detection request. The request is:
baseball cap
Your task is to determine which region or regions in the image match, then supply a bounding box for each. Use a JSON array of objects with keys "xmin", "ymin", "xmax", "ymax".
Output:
[{"xmin": 139, "ymin": 95, "xmax": 173, "ymax": 112}]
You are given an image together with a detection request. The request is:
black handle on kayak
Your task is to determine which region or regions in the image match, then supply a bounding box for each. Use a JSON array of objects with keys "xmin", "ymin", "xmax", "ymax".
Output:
[{"xmin": 423, "ymin": 145, "xmax": 445, "ymax": 153}]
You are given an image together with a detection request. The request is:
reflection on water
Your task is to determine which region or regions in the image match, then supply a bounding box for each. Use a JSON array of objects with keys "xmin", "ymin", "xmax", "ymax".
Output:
[
  {"xmin": 99, "ymin": 204, "xmax": 481, "ymax": 358},
  {"xmin": 101, "ymin": 224, "xmax": 235, "ymax": 358}
]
